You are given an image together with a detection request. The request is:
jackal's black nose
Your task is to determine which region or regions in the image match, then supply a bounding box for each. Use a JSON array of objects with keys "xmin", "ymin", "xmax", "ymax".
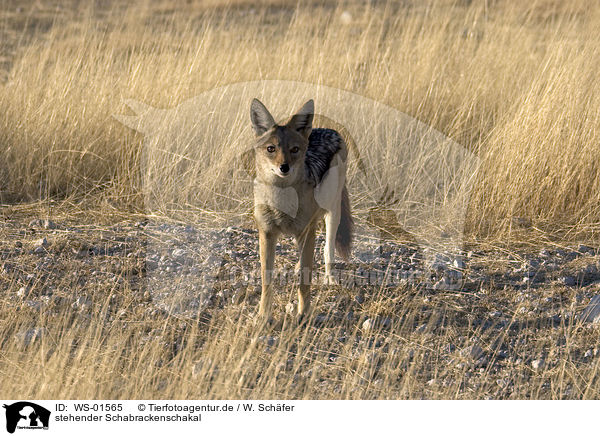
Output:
[{"xmin": 280, "ymin": 163, "xmax": 290, "ymax": 173}]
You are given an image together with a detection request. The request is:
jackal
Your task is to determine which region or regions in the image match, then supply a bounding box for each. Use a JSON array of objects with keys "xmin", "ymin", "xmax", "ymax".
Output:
[{"xmin": 250, "ymin": 98, "xmax": 353, "ymax": 321}]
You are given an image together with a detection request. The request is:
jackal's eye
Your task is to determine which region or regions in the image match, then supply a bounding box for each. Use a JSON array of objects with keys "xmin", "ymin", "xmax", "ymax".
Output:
[
  {"xmin": 266, "ymin": 145, "xmax": 275, "ymax": 153},
  {"xmin": 290, "ymin": 146, "xmax": 299, "ymax": 153}
]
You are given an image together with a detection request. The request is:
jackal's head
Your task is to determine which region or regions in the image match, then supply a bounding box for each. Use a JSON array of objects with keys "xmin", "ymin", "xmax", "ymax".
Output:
[{"xmin": 250, "ymin": 98, "xmax": 313, "ymax": 184}]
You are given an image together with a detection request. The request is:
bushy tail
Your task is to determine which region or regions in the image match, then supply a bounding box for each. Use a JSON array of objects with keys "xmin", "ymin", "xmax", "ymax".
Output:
[{"xmin": 336, "ymin": 185, "xmax": 353, "ymax": 259}]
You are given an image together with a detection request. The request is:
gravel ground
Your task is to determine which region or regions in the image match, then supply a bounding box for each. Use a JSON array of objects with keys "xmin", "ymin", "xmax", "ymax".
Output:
[
  {"xmin": 3, "ymin": 216, "xmax": 600, "ymax": 398},
  {"xmin": 5, "ymin": 218, "xmax": 600, "ymax": 310},
  {"xmin": 4, "ymin": 216, "xmax": 600, "ymax": 328}
]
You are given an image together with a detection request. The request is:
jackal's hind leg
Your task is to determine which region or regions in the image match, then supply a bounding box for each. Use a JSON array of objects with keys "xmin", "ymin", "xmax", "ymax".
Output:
[
  {"xmin": 297, "ymin": 226, "xmax": 316, "ymax": 318},
  {"xmin": 323, "ymin": 207, "xmax": 340, "ymax": 285}
]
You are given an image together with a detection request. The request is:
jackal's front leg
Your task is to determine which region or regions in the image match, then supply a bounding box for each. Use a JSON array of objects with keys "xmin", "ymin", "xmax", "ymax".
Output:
[
  {"xmin": 297, "ymin": 226, "xmax": 316, "ymax": 318},
  {"xmin": 258, "ymin": 229, "xmax": 277, "ymax": 321}
]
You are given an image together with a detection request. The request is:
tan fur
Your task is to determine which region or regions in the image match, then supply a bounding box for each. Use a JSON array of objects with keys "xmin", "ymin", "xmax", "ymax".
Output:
[{"xmin": 251, "ymin": 98, "xmax": 353, "ymax": 322}]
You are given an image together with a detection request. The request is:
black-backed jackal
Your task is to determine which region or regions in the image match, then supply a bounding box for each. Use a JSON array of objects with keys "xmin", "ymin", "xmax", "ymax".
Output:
[{"xmin": 250, "ymin": 98, "xmax": 353, "ymax": 321}]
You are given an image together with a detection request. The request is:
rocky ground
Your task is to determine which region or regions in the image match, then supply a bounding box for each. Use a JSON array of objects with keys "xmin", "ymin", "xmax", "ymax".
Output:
[
  {"xmin": 4, "ymin": 217, "xmax": 600, "ymax": 318},
  {"xmin": 3, "ymin": 216, "xmax": 600, "ymax": 398}
]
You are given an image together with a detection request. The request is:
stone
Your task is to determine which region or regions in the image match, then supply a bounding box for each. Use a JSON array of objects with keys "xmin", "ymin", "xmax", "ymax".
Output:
[
  {"xmin": 258, "ymin": 336, "xmax": 278, "ymax": 347},
  {"xmin": 560, "ymin": 276, "xmax": 576, "ymax": 287},
  {"xmin": 73, "ymin": 295, "xmax": 92, "ymax": 310},
  {"xmin": 578, "ymin": 244, "xmax": 594, "ymax": 254},
  {"xmin": 496, "ymin": 378, "xmax": 510, "ymax": 388},
  {"xmin": 531, "ymin": 359, "xmax": 544, "ymax": 370},
  {"xmin": 28, "ymin": 219, "xmax": 42, "ymax": 228},
  {"xmin": 460, "ymin": 344, "xmax": 484, "ymax": 361},
  {"xmin": 415, "ymin": 324, "xmax": 427, "ymax": 333},
  {"xmin": 453, "ymin": 257, "xmax": 465, "ymax": 270},
  {"xmin": 429, "ymin": 253, "xmax": 448, "ymax": 272},
  {"xmin": 340, "ymin": 11, "xmax": 352, "ymax": 25},
  {"xmin": 192, "ymin": 358, "xmax": 212, "ymax": 378},
  {"xmin": 433, "ymin": 277, "xmax": 454, "ymax": 290},
  {"xmin": 581, "ymin": 295, "xmax": 600, "ymax": 324},
  {"xmin": 362, "ymin": 318, "xmax": 374, "ymax": 332},
  {"xmin": 539, "ymin": 249, "xmax": 551, "ymax": 257},
  {"xmin": 285, "ymin": 302, "xmax": 295, "ymax": 315},
  {"xmin": 43, "ymin": 219, "xmax": 57, "ymax": 229},
  {"xmin": 15, "ymin": 328, "xmax": 45, "ymax": 346}
]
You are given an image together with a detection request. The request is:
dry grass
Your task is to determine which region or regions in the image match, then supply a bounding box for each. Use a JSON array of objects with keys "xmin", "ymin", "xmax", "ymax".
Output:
[
  {"xmin": 0, "ymin": 0, "xmax": 599, "ymax": 239},
  {"xmin": 2, "ymin": 218, "xmax": 599, "ymax": 400},
  {"xmin": 1, "ymin": 0, "xmax": 600, "ymax": 399}
]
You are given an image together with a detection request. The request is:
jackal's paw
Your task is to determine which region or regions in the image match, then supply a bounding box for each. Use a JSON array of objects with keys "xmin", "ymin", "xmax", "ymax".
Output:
[
  {"xmin": 322, "ymin": 273, "xmax": 338, "ymax": 286},
  {"xmin": 286, "ymin": 303, "xmax": 309, "ymax": 327},
  {"xmin": 295, "ymin": 312, "xmax": 310, "ymax": 328}
]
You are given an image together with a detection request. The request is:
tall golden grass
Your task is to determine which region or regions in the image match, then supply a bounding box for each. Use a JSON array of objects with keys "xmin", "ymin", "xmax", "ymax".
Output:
[
  {"xmin": 1, "ymin": 0, "xmax": 600, "ymax": 401},
  {"xmin": 1, "ymin": 0, "xmax": 599, "ymax": 240}
]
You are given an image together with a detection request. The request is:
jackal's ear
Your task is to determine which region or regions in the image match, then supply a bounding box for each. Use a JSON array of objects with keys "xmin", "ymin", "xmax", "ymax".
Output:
[
  {"xmin": 287, "ymin": 99, "xmax": 314, "ymax": 139},
  {"xmin": 250, "ymin": 99, "xmax": 276, "ymax": 136},
  {"xmin": 287, "ymin": 99, "xmax": 314, "ymax": 138}
]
